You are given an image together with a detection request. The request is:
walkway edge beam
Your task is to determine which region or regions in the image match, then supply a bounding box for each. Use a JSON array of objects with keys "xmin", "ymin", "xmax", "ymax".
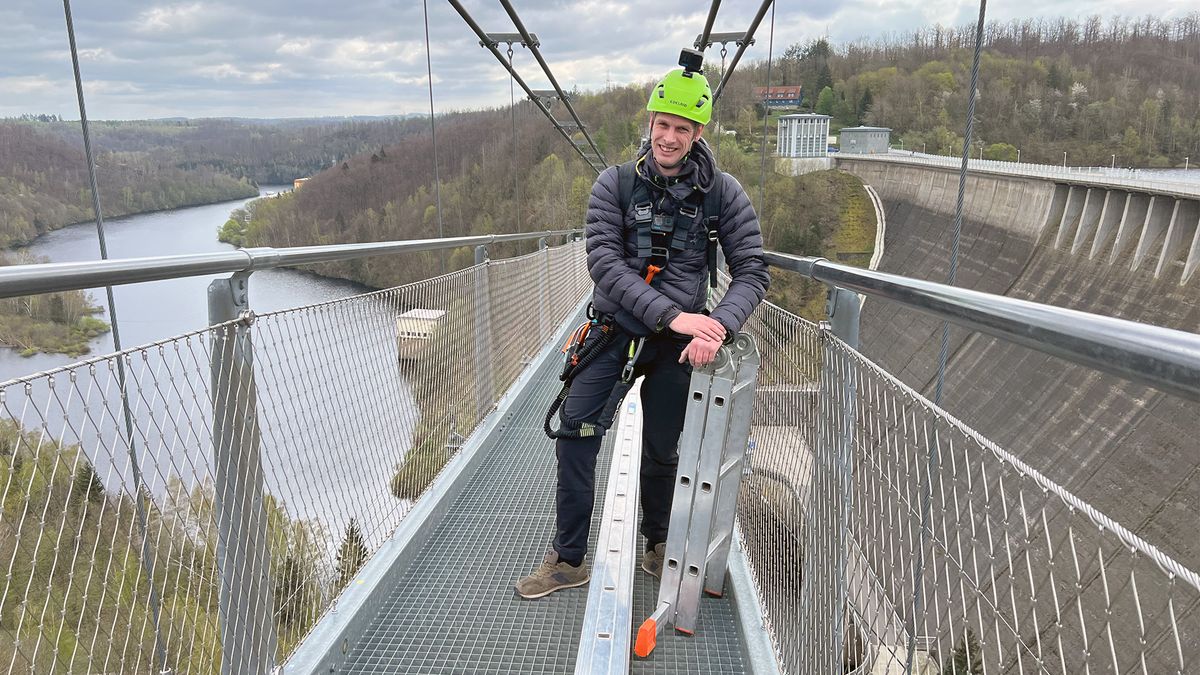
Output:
[
  {"xmin": 0, "ymin": 230, "xmax": 580, "ymax": 299},
  {"xmin": 763, "ymin": 251, "xmax": 1200, "ymax": 402}
]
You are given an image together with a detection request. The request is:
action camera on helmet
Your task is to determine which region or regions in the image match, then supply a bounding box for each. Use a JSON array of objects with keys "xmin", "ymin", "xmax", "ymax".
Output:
[{"xmin": 678, "ymin": 48, "xmax": 704, "ymax": 75}]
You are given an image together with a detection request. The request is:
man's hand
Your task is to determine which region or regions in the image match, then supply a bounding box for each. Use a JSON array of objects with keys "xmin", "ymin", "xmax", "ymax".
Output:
[
  {"xmin": 668, "ymin": 312, "xmax": 726, "ymax": 343},
  {"xmin": 679, "ymin": 337, "xmax": 722, "ymax": 367}
]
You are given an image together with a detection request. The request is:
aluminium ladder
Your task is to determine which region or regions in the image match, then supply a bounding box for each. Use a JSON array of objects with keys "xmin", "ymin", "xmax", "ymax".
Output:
[{"xmin": 635, "ymin": 333, "xmax": 761, "ymax": 657}]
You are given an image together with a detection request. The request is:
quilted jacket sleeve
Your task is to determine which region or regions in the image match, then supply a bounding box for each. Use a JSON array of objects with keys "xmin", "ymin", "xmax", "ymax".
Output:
[
  {"xmin": 585, "ymin": 167, "xmax": 682, "ymax": 332},
  {"xmin": 709, "ymin": 172, "xmax": 770, "ymax": 333}
]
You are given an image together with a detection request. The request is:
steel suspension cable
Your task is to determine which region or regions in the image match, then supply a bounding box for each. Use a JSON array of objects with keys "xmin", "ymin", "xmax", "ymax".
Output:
[
  {"xmin": 61, "ymin": 1, "xmax": 168, "ymax": 671},
  {"xmin": 507, "ymin": 45, "xmax": 522, "ymax": 232},
  {"xmin": 495, "ymin": 0, "xmax": 607, "ymax": 167},
  {"xmin": 712, "ymin": 0, "xmax": 775, "ymax": 103},
  {"xmin": 909, "ymin": 1, "xmax": 988, "ymax": 672},
  {"xmin": 713, "ymin": 45, "xmax": 728, "ymax": 166},
  {"xmin": 446, "ymin": 0, "xmax": 601, "ymax": 176},
  {"xmin": 934, "ymin": 0, "xmax": 987, "ymax": 406},
  {"xmin": 756, "ymin": 3, "xmax": 776, "ymax": 236},
  {"xmin": 696, "ymin": 0, "xmax": 723, "ymax": 56},
  {"xmin": 423, "ymin": 0, "xmax": 446, "ymax": 272}
]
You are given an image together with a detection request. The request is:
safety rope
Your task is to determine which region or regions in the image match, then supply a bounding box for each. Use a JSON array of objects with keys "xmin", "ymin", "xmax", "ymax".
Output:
[
  {"xmin": 911, "ymin": 1, "xmax": 988, "ymax": 672},
  {"xmin": 423, "ymin": 0, "xmax": 446, "ymax": 271},
  {"xmin": 61, "ymin": 1, "xmax": 168, "ymax": 670}
]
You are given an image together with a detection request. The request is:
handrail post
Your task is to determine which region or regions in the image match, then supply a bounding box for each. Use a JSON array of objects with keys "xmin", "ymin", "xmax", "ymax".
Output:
[
  {"xmin": 474, "ymin": 245, "xmax": 494, "ymax": 418},
  {"xmin": 208, "ymin": 271, "xmax": 277, "ymax": 675},
  {"xmin": 820, "ymin": 284, "xmax": 860, "ymax": 669}
]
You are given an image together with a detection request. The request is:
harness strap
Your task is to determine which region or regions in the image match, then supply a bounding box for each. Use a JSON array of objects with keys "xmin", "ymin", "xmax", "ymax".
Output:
[
  {"xmin": 620, "ymin": 159, "xmax": 725, "ymax": 289},
  {"xmin": 544, "ymin": 330, "xmax": 645, "ymax": 441}
]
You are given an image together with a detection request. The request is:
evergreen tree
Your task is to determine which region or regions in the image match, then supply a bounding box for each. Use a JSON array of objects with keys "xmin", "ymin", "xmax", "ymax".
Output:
[
  {"xmin": 70, "ymin": 459, "xmax": 105, "ymax": 507},
  {"xmin": 943, "ymin": 629, "xmax": 984, "ymax": 675},
  {"xmin": 857, "ymin": 87, "xmax": 874, "ymax": 123},
  {"xmin": 816, "ymin": 62, "xmax": 834, "ymax": 93},
  {"xmin": 336, "ymin": 518, "xmax": 369, "ymax": 590}
]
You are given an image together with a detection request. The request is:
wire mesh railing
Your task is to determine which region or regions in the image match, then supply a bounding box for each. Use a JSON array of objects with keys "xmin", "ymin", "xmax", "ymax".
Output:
[
  {"xmin": 735, "ymin": 299, "xmax": 1200, "ymax": 674},
  {"xmin": 0, "ymin": 240, "xmax": 588, "ymax": 674}
]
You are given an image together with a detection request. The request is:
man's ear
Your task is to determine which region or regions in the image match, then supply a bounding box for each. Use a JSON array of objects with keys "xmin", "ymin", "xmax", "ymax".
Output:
[{"xmin": 694, "ymin": 124, "xmax": 705, "ymax": 140}]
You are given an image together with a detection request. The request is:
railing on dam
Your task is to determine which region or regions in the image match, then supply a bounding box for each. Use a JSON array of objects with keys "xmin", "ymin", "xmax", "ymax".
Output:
[
  {"xmin": 1, "ymin": 235, "xmax": 1198, "ymax": 674},
  {"xmin": 843, "ymin": 150, "xmax": 1200, "ymax": 198}
]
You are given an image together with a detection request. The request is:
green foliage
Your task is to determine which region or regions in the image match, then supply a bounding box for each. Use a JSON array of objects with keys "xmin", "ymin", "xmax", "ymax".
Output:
[
  {"xmin": 219, "ymin": 218, "xmax": 245, "ymax": 246},
  {"xmin": 0, "ymin": 253, "xmax": 111, "ymax": 356},
  {"xmin": 336, "ymin": 519, "xmax": 369, "ymax": 590},
  {"xmin": 69, "ymin": 460, "xmax": 104, "ymax": 508},
  {"xmin": 943, "ymin": 629, "xmax": 985, "ymax": 675},
  {"xmin": 719, "ymin": 15, "xmax": 1200, "ymax": 166},
  {"xmin": 0, "ymin": 415, "xmax": 339, "ymax": 672},
  {"xmin": 815, "ymin": 87, "xmax": 836, "ymax": 115},
  {"xmin": 984, "ymin": 142, "xmax": 1019, "ymax": 161}
]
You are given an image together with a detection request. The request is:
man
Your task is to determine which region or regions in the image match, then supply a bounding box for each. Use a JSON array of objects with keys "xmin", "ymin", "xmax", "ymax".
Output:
[{"xmin": 516, "ymin": 58, "xmax": 769, "ymax": 599}]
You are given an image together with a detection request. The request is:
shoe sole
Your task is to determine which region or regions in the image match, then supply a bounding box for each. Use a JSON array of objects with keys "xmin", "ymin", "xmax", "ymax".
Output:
[
  {"xmin": 515, "ymin": 574, "xmax": 591, "ymax": 599},
  {"xmin": 640, "ymin": 562, "xmax": 661, "ymax": 579}
]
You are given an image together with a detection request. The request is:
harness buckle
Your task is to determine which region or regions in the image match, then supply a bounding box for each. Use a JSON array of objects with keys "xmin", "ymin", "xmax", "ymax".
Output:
[
  {"xmin": 678, "ymin": 204, "xmax": 699, "ymax": 218},
  {"xmin": 649, "ymin": 246, "xmax": 670, "ymax": 260},
  {"xmin": 634, "ymin": 202, "xmax": 653, "ymax": 223},
  {"xmin": 651, "ymin": 213, "xmax": 673, "ymax": 234}
]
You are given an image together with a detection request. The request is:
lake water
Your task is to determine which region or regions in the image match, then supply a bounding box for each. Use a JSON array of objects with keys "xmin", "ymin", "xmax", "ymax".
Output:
[
  {"xmin": 0, "ymin": 189, "xmax": 415, "ymax": 547},
  {"xmin": 0, "ymin": 188, "xmax": 369, "ymax": 383}
]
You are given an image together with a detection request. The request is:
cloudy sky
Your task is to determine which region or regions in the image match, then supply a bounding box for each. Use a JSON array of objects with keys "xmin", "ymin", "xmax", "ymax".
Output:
[{"xmin": 1, "ymin": 0, "xmax": 1194, "ymax": 120}]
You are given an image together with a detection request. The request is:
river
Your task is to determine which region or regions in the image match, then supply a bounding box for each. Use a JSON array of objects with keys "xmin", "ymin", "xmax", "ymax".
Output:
[
  {"xmin": 0, "ymin": 188, "xmax": 415, "ymax": 548},
  {"xmin": 0, "ymin": 187, "xmax": 369, "ymax": 383}
]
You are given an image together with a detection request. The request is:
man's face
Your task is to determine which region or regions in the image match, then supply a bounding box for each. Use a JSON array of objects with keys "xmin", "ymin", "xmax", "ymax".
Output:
[{"xmin": 649, "ymin": 112, "xmax": 704, "ymax": 171}]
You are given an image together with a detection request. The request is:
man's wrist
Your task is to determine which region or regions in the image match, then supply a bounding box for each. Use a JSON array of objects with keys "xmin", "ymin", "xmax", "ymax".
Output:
[{"xmin": 657, "ymin": 306, "xmax": 682, "ymax": 332}]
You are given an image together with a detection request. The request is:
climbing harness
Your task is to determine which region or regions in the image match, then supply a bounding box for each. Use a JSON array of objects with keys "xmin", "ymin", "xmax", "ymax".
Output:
[
  {"xmin": 618, "ymin": 157, "xmax": 724, "ymax": 291},
  {"xmin": 544, "ymin": 309, "xmax": 647, "ymax": 440},
  {"xmin": 544, "ymin": 158, "xmax": 726, "ymax": 441}
]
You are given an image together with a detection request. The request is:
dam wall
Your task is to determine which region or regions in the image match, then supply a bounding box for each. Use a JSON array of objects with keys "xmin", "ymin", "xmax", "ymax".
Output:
[{"xmin": 833, "ymin": 156, "xmax": 1200, "ymax": 572}]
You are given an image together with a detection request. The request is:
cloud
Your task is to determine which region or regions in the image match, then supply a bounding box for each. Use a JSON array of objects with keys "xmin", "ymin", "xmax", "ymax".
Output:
[
  {"xmin": 135, "ymin": 3, "xmax": 209, "ymax": 34},
  {"xmin": 3, "ymin": 0, "xmax": 1196, "ymax": 119},
  {"xmin": 0, "ymin": 75, "xmax": 59, "ymax": 95}
]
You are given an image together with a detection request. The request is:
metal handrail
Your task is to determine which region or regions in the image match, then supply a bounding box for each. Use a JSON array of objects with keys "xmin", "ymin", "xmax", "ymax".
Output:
[
  {"xmin": 0, "ymin": 230, "xmax": 580, "ymax": 299},
  {"xmin": 837, "ymin": 152, "xmax": 1200, "ymax": 199},
  {"xmin": 764, "ymin": 251, "xmax": 1200, "ymax": 402}
]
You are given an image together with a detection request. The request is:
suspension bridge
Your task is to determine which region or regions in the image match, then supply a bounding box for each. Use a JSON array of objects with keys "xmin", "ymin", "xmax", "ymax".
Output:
[{"xmin": 3, "ymin": 0, "xmax": 1200, "ymax": 673}]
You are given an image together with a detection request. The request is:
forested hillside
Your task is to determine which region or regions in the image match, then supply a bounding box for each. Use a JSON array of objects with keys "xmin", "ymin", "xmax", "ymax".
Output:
[
  {"xmin": 0, "ymin": 122, "xmax": 258, "ymax": 247},
  {"xmin": 236, "ymin": 14, "xmax": 1197, "ymax": 298},
  {"xmin": 239, "ymin": 86, "xmax": 649, "ymax": 286},
  {"xmin": 0, "ymin": 116, "xmax": 432, "ymax": 248},
  {"xmin": 723, "ymin": 14, "xmax": 1200, "ymax": 166}
]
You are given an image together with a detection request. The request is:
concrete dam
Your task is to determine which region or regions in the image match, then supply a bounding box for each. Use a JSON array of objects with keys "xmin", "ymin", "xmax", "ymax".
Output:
[{"xmin": 835, "ymin": 156, "xmax": 1200, "ymax": 575}]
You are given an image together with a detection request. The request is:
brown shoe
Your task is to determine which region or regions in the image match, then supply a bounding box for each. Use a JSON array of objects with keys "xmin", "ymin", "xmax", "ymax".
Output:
[
  {"xmin": 515, "ymin": 550, "xmax": 590, "ymax": 599},
  {"xmin": 641, "ymin": 542, "xmax": 666, "ymax": 579}
]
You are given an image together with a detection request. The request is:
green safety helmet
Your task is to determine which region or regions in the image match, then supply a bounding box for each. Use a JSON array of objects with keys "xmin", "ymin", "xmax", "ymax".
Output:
[{"xmin": 646, "ymin": 68, "xmax": 712, "ymax": 126}]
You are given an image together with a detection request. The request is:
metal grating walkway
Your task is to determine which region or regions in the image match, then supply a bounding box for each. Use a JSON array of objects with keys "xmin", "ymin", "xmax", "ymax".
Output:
[{"xmin": 341, "ymin": 339, "xmax": 749, "ymax": 674}]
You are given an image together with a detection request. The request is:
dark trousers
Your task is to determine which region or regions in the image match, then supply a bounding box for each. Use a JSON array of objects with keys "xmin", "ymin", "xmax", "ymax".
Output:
[{"xmin": 553, "ymin": 331, "xmax": 692, "ymax": 563}]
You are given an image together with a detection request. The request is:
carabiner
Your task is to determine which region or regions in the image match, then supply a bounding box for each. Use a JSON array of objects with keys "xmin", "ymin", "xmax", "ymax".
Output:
[{"xmin": 621, "ymin": 337, "xmax": 645, "ymax": 383}]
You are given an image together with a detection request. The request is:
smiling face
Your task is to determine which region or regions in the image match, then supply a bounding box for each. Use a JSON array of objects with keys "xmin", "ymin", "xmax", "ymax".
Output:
[{"xmin": 649, "ymin": 112, "xmax": 704, "ymax": 176}]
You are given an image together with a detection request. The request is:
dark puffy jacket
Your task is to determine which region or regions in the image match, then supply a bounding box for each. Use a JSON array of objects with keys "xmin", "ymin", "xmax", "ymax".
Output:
[{"xmin": 585, "ymin": 139, "xmax": 770, "ymax": 336}]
